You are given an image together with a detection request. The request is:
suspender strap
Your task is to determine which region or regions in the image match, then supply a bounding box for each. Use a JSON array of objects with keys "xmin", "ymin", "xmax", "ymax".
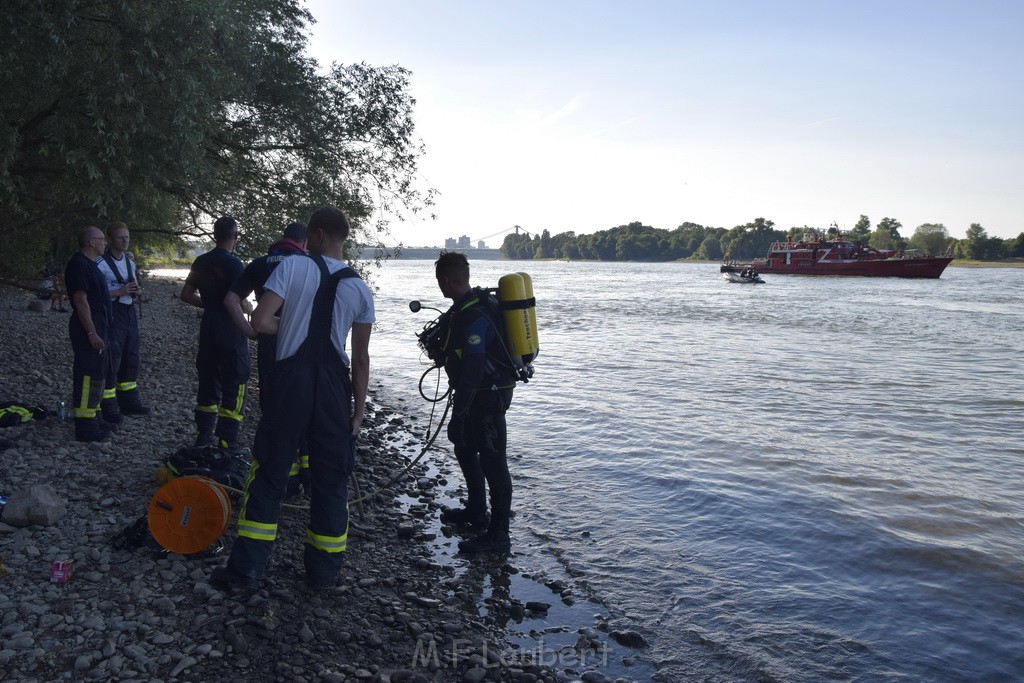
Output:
[
  {"xmin": 102, "ymin": 252, "xmax": 135, "ymax": 284},
  {"xmin": 304, "ymin": 255, "xmax": 360, "ymax": 363}
]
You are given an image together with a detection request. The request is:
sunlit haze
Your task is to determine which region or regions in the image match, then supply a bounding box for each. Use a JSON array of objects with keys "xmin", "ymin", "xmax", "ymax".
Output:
[{"xmin": 305, "ymin": 0, "xmax": 1023, "ymax": 246}]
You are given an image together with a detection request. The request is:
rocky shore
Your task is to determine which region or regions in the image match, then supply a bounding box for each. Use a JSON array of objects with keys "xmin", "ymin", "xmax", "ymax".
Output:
[{"xmin": 0, "ymin": 277, "xmax": 634, "ymax": 683}]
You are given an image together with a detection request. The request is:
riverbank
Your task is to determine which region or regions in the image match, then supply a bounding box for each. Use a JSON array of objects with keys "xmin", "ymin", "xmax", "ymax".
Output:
[{"xmin": 0, "ymin": 278, "xmax": 601, "ymax": 682}]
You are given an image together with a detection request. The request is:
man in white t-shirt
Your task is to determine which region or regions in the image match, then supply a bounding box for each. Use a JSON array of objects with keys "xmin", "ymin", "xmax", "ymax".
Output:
[{"xmin": 211, "ymin": 205, "xmax": 374, "ymax": 591}]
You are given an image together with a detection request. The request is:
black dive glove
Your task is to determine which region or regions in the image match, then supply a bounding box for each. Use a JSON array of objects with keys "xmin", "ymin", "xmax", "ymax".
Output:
[{"xmin": 447, "ymin": 415, "xmax": 466, "ymax": 448}]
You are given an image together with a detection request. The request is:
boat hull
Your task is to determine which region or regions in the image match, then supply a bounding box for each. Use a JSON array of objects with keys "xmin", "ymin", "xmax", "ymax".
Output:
[
  {"xmin": 722, "ymin": 272, "xmax": 764, "ymax": 284},
  {"xmin": 752, "ymin": 257, "xmax": 953, "ymax": 278}
]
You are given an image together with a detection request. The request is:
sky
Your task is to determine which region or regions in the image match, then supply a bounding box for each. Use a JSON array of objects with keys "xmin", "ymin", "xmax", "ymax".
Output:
[{"xmin": 304, "ymin": 0, "xmax": 1023, "ymax": 246}]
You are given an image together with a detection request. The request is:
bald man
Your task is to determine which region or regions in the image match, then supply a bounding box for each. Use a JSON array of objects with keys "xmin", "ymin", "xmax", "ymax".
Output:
[{"xmin": 64, "ymin": 226, "xmax": 114, "ymax": 442}]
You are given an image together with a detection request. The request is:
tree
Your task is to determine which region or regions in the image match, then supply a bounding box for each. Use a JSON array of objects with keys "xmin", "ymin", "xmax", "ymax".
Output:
[
  {"xmin": 720, "ymin": 217, "xmax": 783, "ymax": 260},
  {"xmin": 869, "ymin": 217, "xmax": 905, "ymax": 251},
  {"xmin": 536, "ymin": 229, "xmax": 554, "ymax": 259},
  {"xmin": 0, "ymin": 0, "xmax": 431, "ymax": 276},
  {"xmin": 692, "ymin": 234, "xmax": 724, "ymax": 261},
  {"xmin": 500, "ymin": 232, "xmax": 534, "ymax": 260},
  {"xmin": 848, "ymin": 215, "xmax": 871, "ymax": 242},
  {"xmin": 985, "ymin": 237, "xmax": 1008, "ymax": 260},
  {"xmin": 551, "ymin": 230, "xmax": 578, "ymax": 259},
  {"xmin": 909, "ymin": 223, "xmax": 950, "ymax": 256},
  {"xmin": 668, "ymin": 222, "xmax": 708, "ymax": 259},
  {"xmin": 1009, "ymin": 232, "xmax": 1024, "ymax": 258},
  {"xmin": 963, "ymin": 223, "xmax": 988, "ymax": 260},
  {"xmin": 588, "ymin": 232, "xmax": 618, "ymax": 260}
]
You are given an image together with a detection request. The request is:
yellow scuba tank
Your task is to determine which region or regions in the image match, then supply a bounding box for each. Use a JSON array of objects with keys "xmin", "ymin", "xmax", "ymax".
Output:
[
  {"xmin": 518, "ymin": 272, "xmax": 539, "ymax": 362},
  {"xmin": 497, "ymin": 272, "xmax": 539, "ymax": 375}
]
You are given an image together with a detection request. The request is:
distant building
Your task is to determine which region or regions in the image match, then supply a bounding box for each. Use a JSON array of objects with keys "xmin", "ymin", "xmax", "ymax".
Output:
[{"xmin": 443, "ymin": 235, "xmax": 486, "ymax": 249}]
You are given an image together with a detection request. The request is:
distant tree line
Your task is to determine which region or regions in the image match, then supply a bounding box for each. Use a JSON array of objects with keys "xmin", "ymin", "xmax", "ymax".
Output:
[{"xmin": 500, "ymin": 216, "xmax": 1024, "ymax": 262}]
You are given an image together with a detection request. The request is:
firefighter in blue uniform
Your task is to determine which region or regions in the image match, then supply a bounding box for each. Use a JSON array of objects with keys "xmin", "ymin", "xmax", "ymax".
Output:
[
  {"xmin": 211, "ymin": 205, "xmax": 373, "ymax": 591},
  {"xmin": 225, "ymin": 221, "xmax": 309, "ymax": 492},
  {"xmin": 180, "ymin": 217, "xmax": 250, "ymax": 449},
  {"xmin": 225, "ymin": 221, "xmax": 307, "ymax": 409},
  {"xmin": 65, "ymin": 226, "xmax": 114, "ymax": 442},
  {"xmin": 96, "ymin": 221, "xmax": 150, "ymax": 422},
  {"xmin": 435, "ymin": 251, "xmax": 517, "ymax": 554}
]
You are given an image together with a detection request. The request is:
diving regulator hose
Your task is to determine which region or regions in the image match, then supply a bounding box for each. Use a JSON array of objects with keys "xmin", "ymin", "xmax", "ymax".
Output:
[
  {"xmin": 221, "ymin": 363, "xmax": 454, "ymax": 512},
  {"xmin": 347, "ymin": 363, "xmax": 452, "ymax": 508}
]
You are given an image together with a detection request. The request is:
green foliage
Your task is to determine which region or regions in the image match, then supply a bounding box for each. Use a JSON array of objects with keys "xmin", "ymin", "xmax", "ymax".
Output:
[
  {"xmin": 668, "ymin": 222, "xmax": 711, "ymax": 258},
  {"xmin": 720, "ymin": 217, "xmax": 784, "ymax": 260},
  {"xmin": 502, "ymin": 218, "xmax": 782, "ymax": 262},
  {"xmin": 908, "ymin": 223, "xmax": 951, "ymax": 256},
  {"xmin": 1009, "ymin": 233, "xmax": 1024, "ymax": 258},
  {"xmin": 958, "ymin": 223, "xmax": 1004, "ymax": 260},
  {"xmin": 848, "ymin": 215, "xmax": 871, "ymax": 242},
  {"xmin": 551, "ymin": 230, "xmax": 578, "ymax": 259},
  {"xmin": 503, "ymin": 216, "xmax": 1015, "ymax": 262},
  {"xmin": 868, "ymin": 227, "xmax": 899, "ymax": 251},
  {"xmin": 537, "ymin": 229, "xmax": 554, "ymax": 259},
  {"xmin": 500, "ymin": 231, "xmax": 538, "ymax": 259},
  {"xmin": 0, "ymin": 0, "xmax": 431, "ymax": 277},
  {"xmin": 692, "ymin": 234, "xmax": 725, "ymax": 261},
  {"xmin": 506, "ymin": 215, "xmax": 1017, "ymax": 263},
  {"xmin": 869, "ymin": 217, "xmax": 906, "ymax": 251}
]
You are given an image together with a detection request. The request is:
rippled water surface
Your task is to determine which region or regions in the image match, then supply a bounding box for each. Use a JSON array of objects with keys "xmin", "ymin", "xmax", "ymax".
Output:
[{"xmin": 365, "ymin": 261, "xmax": 1023, "ymax": 681}]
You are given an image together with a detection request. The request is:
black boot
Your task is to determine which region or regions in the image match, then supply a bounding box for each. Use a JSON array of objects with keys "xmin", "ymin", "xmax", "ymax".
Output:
[
  {"xmin": 458, "ymin": 505, "xmax": 511, "ymax": 554},
  {"xmin": 118, "ymin": 389, "xmax": 151, "ymax": 415},
  {"xmin": 75, "ymin": 418, "xmax": 112, "ymax": 443},
  {"xmin": 458, "ymin": 529, "xmax": 511, "ymax": 554},
  {"xmin": 101, "ymin": 398, "xmax": 124, "ymax": 426},
  {"xmin": 194, "ymin": 409, "xmax": 217, "ymax": 447},
  {"xmin": 285, "ymin": 475, "xmax": 304, "ymax": 500},
  {"xmin": 440, "ymin": 506, "xmax": 489, "ymax": 528},
  {"xmin": 210, "ymin": 565, "xmax": 260, "ymax": 591},
  {"xmin": 215, "ymin": 417, "xmax": 242, "ymax": 452}
]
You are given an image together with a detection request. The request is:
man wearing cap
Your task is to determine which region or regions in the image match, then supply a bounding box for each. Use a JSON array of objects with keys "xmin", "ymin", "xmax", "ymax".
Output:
[
  {"xmin": 180, "ymin": 216, "xmax": 250, "ymax": 449},
  {"xmin": 211, "ymin": 205, "xmax": 373, "ymax": 592},
  {"xmin": 225, "ymin": 221, "xmax": 307, "ymax": 406},
  {"xmin": 225, "ymin": 222, "xmax": 309, "ymax": 493},
  {"xmin": 64, "ymin": 226, "xmax": 114, "ymax": 442},
  {"xmin": 95, "ymin": 221, "xmax": 150, "ymax": 423}
]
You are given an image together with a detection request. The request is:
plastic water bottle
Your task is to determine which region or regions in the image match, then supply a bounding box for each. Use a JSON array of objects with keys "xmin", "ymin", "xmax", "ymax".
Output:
[{"xmin": 57, "ymin": 401, "xmax": 68, "ymax": 421}]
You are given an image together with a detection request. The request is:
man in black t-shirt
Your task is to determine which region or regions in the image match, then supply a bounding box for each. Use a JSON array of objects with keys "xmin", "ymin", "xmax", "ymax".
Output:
[
  {"xmin": 65, "ymin": 226, "xmax": 114, "ymax": 442},
  {"xmin": 180, "ymin": 217, "xmax": 250, "ymax": 449}
]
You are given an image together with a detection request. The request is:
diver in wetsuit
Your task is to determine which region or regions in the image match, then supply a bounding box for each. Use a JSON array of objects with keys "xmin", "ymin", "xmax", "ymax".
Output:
[{"xmin": 435, "ymin": 251, "xmax": 518, "ymax": 554}]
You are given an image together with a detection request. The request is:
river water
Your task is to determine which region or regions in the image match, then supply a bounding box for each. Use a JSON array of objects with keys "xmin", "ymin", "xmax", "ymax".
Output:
[
  {"xmin": 365, "ymin": 260, "xmax": 1024, "ymax": 682},
  {"xmin": 152, "ymin": 260, "xmax": 1023, "ymax": 680}
]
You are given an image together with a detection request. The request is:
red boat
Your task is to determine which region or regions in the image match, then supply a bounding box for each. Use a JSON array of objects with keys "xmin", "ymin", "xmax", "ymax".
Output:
[{"xmin": 723, "ymin": 233, "xmax": 953, "ymax": 278}]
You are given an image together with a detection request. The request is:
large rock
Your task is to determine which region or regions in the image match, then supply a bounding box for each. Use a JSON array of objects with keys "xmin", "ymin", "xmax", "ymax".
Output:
[{"xmin": 1, "ymin": 484, "xmax": 67, "ymax": 527}]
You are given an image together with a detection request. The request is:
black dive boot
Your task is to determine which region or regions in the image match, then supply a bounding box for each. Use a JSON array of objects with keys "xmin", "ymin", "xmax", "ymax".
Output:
[
  {"xmin": 440, "ymin": 506, "xmax": 489, "ymax": 528},
  {"xmin": 458, "ymin": 505, "xmax": 511, "ymax": 554},
  {"xmin": 458, "ymin": 529, "xmax": 512, "ymax": 554}
]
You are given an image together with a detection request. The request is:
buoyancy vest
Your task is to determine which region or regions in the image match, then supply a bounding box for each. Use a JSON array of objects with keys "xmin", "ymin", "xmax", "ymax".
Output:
[{"xmin": 441, "ymin": 288, "xmax": 518, "ymax": 390}]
